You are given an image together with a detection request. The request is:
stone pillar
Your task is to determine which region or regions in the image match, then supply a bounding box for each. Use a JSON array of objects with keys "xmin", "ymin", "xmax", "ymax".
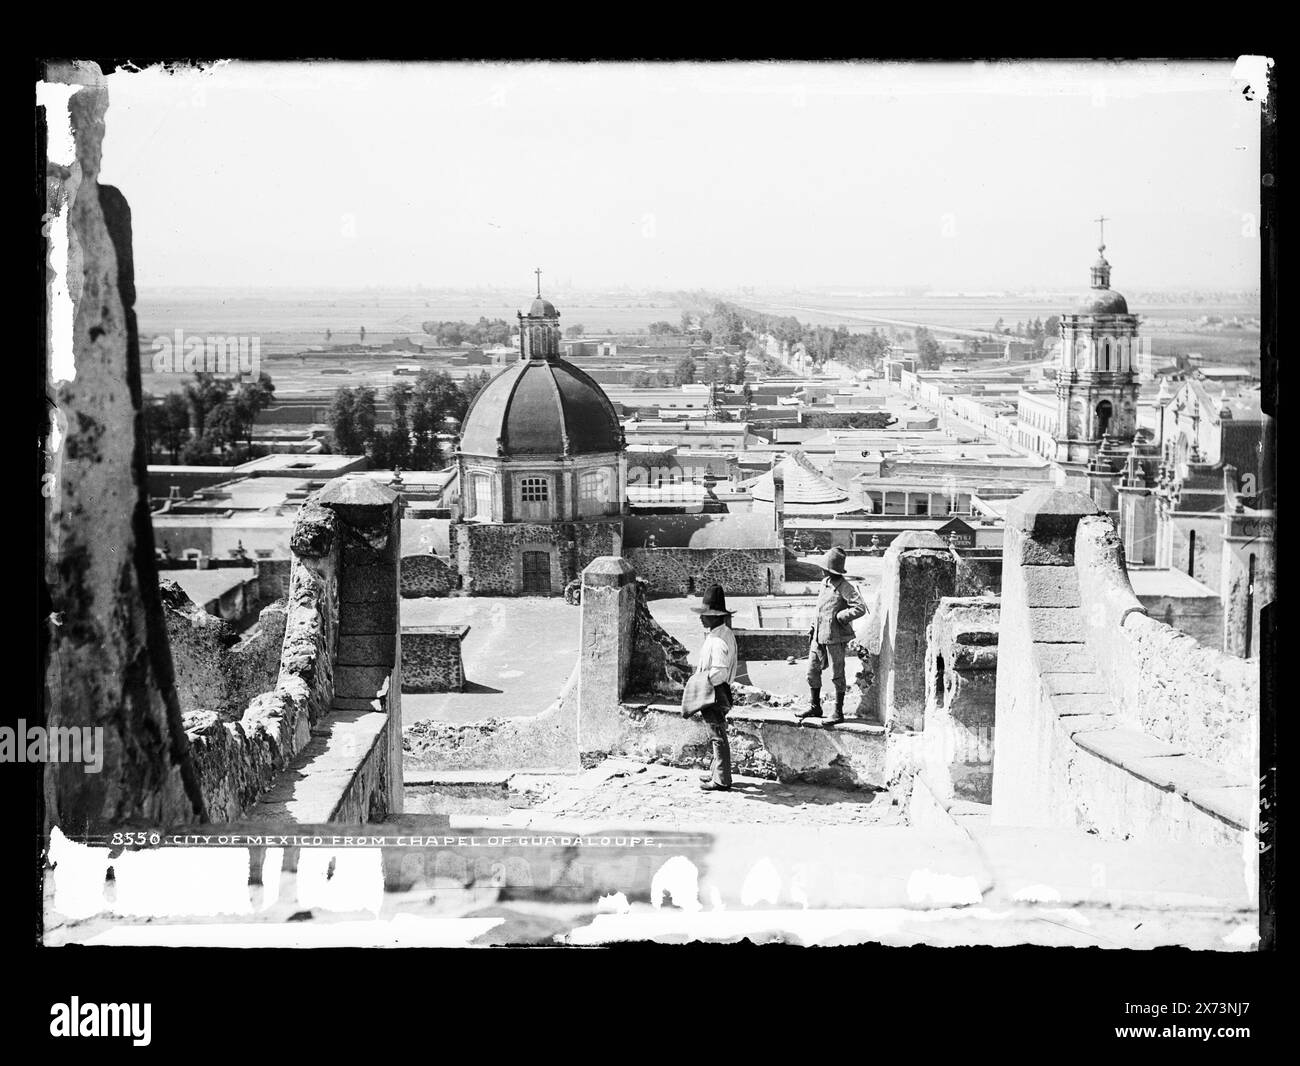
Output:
[
  {"xmin": 1116, "ymin": 485, "xmax": 1156, "ymax": 565},
  {"xmin": 923, "ymin": 598, "xmax": 999, "ymax": 805},
  {"xmin": 992, "ymin": 487, "xmax": 1100, "ymax": 827},
  {"xmin": 576, "ymin": 556, "xmax": 639, "ymax": 759},
  {"xmin": 42, "ymin": 62, "xmax": 205, "ymax": 831},
  {"xmin": 873, "ymin": 531, "xmax": 957, "ymax": 732},
  {"xmin": 318, "ymin": 475, "xmax": 404, "ymax": 815}
]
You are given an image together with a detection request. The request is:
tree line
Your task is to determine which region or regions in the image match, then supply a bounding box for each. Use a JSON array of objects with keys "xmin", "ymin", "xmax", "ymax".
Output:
[
  {"xmin": 144, "ymin": 372, "xmax": 277, "ymax": 465},
  {"xmin": 419, "ymin": 317, "xmax": 514, "ymax": 348},
  {"xmin": 326, "ymin": 368, "xmax": 494, "ymax": 468}
]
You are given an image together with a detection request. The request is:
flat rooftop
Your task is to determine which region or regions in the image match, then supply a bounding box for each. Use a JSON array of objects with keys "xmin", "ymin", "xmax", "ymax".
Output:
[
  {"xmin": 1128, "ymin": 568, "xmax": 1220, "ymax": 599},
  {"xmin": 164, "ymin": 567, "xmax": 257, "ymax": 607},
  {"xmin": 233, "ymin": 453, "xmax": 369, "ymax": 476},
  {"xmin": 400, "ymin": 597, "xmax": 580, "ymax": 726}
]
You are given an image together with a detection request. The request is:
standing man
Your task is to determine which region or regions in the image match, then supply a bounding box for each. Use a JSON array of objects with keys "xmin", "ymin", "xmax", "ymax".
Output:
[
  {"xmin": 692, "ymin": 585, "xmax": 738, "ymax": 791},
  {"xmin": 796, "ymin": 546, "xmax": 866, "ymax": 724}
]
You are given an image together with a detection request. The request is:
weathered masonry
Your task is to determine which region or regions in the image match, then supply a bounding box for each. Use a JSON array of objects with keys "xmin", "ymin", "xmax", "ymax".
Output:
[{"xmin": 993, "ymin": 487, "xmax": 1257, "ymax": 847}]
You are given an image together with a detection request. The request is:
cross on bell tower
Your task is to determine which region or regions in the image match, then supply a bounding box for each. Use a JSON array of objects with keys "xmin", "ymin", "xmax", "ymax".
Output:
[
  {"xmin": 534, "ymin": 267, "xmax": 543, "ymax": 297},
  {"xmin": 1091, "ymin": 214, "xmax": 1112, "ymax": 289}
]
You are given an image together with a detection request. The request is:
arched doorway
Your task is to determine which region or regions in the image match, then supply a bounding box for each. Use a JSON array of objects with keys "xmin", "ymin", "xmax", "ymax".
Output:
[{"xmin": 1095, "ymin": 399, "xmax": 1113, "ymax": 438}]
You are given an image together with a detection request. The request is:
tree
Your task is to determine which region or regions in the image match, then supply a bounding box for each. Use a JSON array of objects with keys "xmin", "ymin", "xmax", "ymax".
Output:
[
  {"xmin": 353, "ymin": 386, "xmax": 377, "ymax": 448},
  {"xmin": 647, "ymin": 321, "xmax": 677, "ymax": 335},
  {"xmin": 672, "ymin": 356, "xmax": 697, "ymax": 386},
  {"xmin": 915, "ymin": 327, "xmax": 944, "ymax": 370},
  {"xmin": 629, "ymin": 371, "xmax": 653, "ymax": 388},
  {"xmin": 459, "ymin": 370, "xmax": 493, "ymax": 409},
  {"xmin": 147, "ymin": 392, "xmax": 192, "ymax": 463},
  {"xmin": 680, "ymin": 310, "xmax": 695, "ymax": 333},
  {"xmin": 325, "ymin": 329, "xmax": 332, "ymax": 342},
  {"xmin": 203, "ymin": 402, "xmax": 242, "ymax": 458},
  {"xmin": 359, "ymin": 326, "xmax": 367, "ymax": 343},
  {"xmin": 328, "ymin": 388, "xmax": 362, "ymax": 455},
  {"xmin": 1044, "ymin": 315, "xmax": 1061, "ymax": 338},
  {"xmin": 387, "ymin": 382, "xmax": 413, "ymax": 470},
  {"xmin": 410, "ymin": 369, "xmax": 462, "ymax": 468},
  {"xmin": 232, "ymin": 372, "xmax": 276, "ymax": 453},
  {"xmin": 182, "ymin": 374, "xmax": 231, "ymax": 438},
  {"xmin": 565, "ymin": 323, "xmax": 586, "ymax": 338}
]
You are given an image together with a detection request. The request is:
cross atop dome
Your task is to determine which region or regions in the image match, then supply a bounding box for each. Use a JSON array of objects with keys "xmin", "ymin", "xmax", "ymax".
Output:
[
  {"xmin": 534, "ymin": 267, "xmax": 543, "ymax": 298},
  {"xmin": 1090, "ymin": 215, "xmax": 1113, "ymax": 291}
]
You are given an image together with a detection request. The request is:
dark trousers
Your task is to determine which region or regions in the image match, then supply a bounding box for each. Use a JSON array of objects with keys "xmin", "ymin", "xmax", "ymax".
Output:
[{"xmin": 701, "ymin": 682, "xmax": 733, "ymax": 785}]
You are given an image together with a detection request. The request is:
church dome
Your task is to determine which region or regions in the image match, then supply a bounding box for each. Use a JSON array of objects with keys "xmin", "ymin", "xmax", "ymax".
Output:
[
  {"xmin": 458, "ymin": 358, "xmax": 623, "ymax": 457},
  {"xmin": 1076, "ymin": 288, "xmax": 1129, "ymax": 315},
  {"xmin": 528, "ymin": 296, "xmax": 558, "ymax": 318}
]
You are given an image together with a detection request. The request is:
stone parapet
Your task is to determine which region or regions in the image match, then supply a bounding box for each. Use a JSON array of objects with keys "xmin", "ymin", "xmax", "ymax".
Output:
[
  {"xmin": 599, "ymin": 703, "xmax": 888, "ymax": 788},
  {"xmin": 992, "ymin": 487, "xmax": 1258, "ymax": 849},
  {"xmin": 188, "ymin": 475, "xmax": 405, "ymax": 821}
]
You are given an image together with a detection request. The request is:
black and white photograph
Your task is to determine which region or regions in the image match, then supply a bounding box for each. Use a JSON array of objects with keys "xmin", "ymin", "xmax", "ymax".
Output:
[{"xmin": 28, "ymin": 53, "xmax": 1276, "ymax": 1041}]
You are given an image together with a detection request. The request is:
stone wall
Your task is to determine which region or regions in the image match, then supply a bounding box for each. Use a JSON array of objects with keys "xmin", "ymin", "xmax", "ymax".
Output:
[
  {"xmin": 183, "ymin": 499, "xmax": 340, "ymax": 820},
  {"xmin": 162, "ymin": 579, "xmax": 285, "ymax": 721},
  {"xmin": 400, "ymin": 553, "xmax": 458, "ymax": 598},
  {"xmin": 734, "ymin": 628, "xmax": 811, "ymax": 662},
  {"xmin": 404, "ymin": 669, "xmax": 581, "ymax": 773},
  {"xmin": 184, "ymin": 479, "xmax": 405, "ymax": 822},
  {"xmin": 626, "ymin": 581, "xmax": 692, "ymax": 698},
  {"xmin": 921, "ymin": 598, "xmax": 999, "ymax": 804},
  {"xmin": 624, "ymin": 546, "xmax": 784, "ymax": 596},
  {"xmin": 598, "ymin": 702, "xmax": 888, "ymax": 788},
  {"xmin": 1137, "ymin": 590, "xmax": 1223, "ymax": 650},
  {"xmin": 991, "ymin": 487, "xmax": 1257, "ymax": 846},
  {"xmin": 42, "ymin": 63, "xmax": 205, "ymax": 830},
  {"xmin": 452, "ymin": 519, "xmax": 621, "ymax": 595},
  {"xmin": 856, "ymin": 532, "xmax": 958, "ymax": 732},
  {"xmin": 402, "ymin": 626, "xmax": 469, "ymax": 692},
  {"xmin": 256, "ymin": 557, "xmax": 293, "ymax": 603}
]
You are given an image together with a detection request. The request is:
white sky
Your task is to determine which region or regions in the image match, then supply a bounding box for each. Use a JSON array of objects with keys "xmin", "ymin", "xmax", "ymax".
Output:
[{"xmin": 94, "ymin": 60, "xmax": 1264, "ymax": 292}]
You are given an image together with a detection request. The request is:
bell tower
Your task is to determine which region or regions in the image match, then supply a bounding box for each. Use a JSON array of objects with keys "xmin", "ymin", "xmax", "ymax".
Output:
[
  {"xmin": 1054, "ymin": 217, "xmax": 1141, "ymax": 469},
  {"xmin": 518, "ymin": 268, "xmax": 561, "ymax": 361}
]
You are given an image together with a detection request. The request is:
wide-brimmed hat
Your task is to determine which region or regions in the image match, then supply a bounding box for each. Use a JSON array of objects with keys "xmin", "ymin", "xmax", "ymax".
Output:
[
  {"xmin": 691, "ymin": 584, "xmax": 734, "ymax": 618},
  {"xmin": 818, "ymin": 546, "xmax": 849, "ymax": 576}
]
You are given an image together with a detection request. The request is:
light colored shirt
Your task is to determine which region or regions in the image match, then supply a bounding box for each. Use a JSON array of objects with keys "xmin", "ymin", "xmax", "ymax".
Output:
[{"xmin": 695, "ymin": 624, "xmax": 738, "ymax": 686}]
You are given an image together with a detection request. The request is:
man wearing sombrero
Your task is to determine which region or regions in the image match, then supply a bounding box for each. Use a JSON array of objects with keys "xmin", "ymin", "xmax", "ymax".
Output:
[
  {"xmin": 796, "ymin": 546, "xmax": 866, "ymax": 724},
  {"xmin": 690, "ymin": 585, "xmax": 738, "ymax": 791}
]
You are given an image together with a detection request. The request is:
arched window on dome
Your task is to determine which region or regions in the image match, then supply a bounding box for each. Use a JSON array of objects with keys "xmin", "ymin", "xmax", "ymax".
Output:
[
  {"xmin": 579, "ymin": 468, "xmax": 610, "ymax": 515},
  {"xmin": 468, "ymin": 472, "xmax": 493, "ymax": 521}
]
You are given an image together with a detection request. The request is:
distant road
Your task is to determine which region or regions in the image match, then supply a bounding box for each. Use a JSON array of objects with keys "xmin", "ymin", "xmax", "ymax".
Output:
[{"xmin": 753, "ymin": 303, "xmax": 1008, "ymax": 341}]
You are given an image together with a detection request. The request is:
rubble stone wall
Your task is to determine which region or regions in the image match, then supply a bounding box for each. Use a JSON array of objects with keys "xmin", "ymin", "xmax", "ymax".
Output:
[
  {"xmin": 162, "ymin": 580, "xmax": 286, "ymax": 721},
  {"xmin": 452, "ymin": 519, "xmax": 621, "ymax": 595},
  {"xmin": 400, "ymin": 553, "xmax": 458, "ymax": 598},
  {"xmin": 402, "ymin": 626, "xmax": 468, "ymax": 693},
  {"xmin": 625, "ymin": 546, "xmax": 783, "ymax": 596}
]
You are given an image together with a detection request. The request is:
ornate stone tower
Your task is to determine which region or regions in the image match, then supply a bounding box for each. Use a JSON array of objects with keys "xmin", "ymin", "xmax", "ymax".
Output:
[{"xmin": 1054, "ymin": 218, "xmax": 1141, "ymax": 469}]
